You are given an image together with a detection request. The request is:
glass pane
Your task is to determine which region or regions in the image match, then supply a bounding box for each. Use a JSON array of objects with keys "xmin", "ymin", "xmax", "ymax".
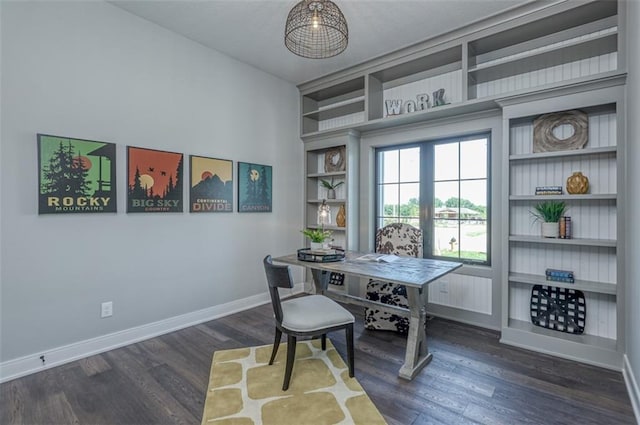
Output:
[
  {"xmin": 404, "ymin": 218, "xmax": 420, "ymax": 228},
  {"xmin": 459, "ymin": 220, "xmax": 487, "ymax": 262},
  {"xmin": 434, "ymin": 142, "xmax": 459, "ymax": 181},
  {"xmin": 460, "ymin": 138, "xmax": 487, "ymax": 179},
  {"xmin": 460, "ymin": 180, "xmax": 487, "ymax": 219},
  {"xmin": 433, "ymin": 219, "xmax": 460, "ymax": 258},
  {"xmin": 434, "ymin": 181, "xmax": 459, "ymax": 213},
  {"xmin": 399, "ymin": 147, "xmax": 420, "ymax": 182},
  {"xmin": 459, "ymin": 179, "xmax": 487, "ymax": 262},
  {"xmin": 382, "ymin": 217, "xmax": 397, "ymax": 227},
  {"xmin": 381, "ymin": 184, "xmax": 399, "ymax": 217},
  {"xmin": 399, "ymin": 183, "xmax": 420, "ymax": 218},
  {"xmin": 379, "ymin": 150, "xmax": 399, "ymax": 183}
]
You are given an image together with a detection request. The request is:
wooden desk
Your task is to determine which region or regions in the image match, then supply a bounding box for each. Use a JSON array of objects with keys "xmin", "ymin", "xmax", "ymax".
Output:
[{"xmin": 272, "ymin": 251, "xmax": 462, "ymax": 380}]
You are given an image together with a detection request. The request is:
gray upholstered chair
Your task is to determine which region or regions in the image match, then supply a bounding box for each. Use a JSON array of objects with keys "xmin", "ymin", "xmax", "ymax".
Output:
[
  {"xmin": 263, "ymin": 255, "xmax": 355, "ymax": 391},
  {"xmin": 364, "ymin": 223, "xmax": 423, "ymax": 333}
]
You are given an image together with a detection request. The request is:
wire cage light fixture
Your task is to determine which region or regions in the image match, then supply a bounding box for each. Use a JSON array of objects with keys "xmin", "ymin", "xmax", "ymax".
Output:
[{"xmin": 284, "ymin": 0, "xmax": 348, "ymax": 59}]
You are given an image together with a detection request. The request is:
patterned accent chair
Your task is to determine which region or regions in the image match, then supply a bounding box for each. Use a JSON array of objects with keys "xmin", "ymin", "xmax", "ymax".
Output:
[{"xmin": 364, "ymin": 223, "xmax": 423, "ymax": 333}]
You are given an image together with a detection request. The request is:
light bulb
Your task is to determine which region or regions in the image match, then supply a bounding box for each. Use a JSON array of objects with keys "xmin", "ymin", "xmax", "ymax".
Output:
[{"xmin": 312, "ymin": 12, "xmax": 319, "ymax": 29}]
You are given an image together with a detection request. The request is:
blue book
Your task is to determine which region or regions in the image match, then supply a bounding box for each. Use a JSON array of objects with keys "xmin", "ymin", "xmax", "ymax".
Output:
[
  {"xmin": 545, "ymin": 268, "xmax": 574, "ymax": 278},
  {"xmin": 546, "ymin": 275, "xmax": 575, "ymax": 284}
]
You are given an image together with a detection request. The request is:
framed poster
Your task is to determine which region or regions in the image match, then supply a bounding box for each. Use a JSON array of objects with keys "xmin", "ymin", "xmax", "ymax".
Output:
[
  {"xmin": 237, "ymin": 162, "xmax": 272, "ymax": 213},
  {"xmin": 38, "ymin": 134, "xmax": 117, "ymax": 214},
  {"xmin": 127, "ymin": 146, "xmax": 183, "ymax": 213},
  {"xmin": 190, "ymin": 156, "xmax": 233, "ymax": 212}
]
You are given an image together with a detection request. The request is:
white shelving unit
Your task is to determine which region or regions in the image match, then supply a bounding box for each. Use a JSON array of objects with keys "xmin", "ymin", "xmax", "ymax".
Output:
[
  {"xmin": 499, "ymin": 82, "xmax": 625, "ymax": 369},
  {"xmin": 297, "ymin": 0, "xmax": 627, "ymax": 369},
  {"xmin": 298, "ymin": 0, "xmax": 622, "ymax": 139},
  {"xmin": 304, "ymin": 133, "xmax": 359, "ymax": 248},
  {"xmin": 303, "ymin": 132, "xmax": 360, "ymax": 292}
]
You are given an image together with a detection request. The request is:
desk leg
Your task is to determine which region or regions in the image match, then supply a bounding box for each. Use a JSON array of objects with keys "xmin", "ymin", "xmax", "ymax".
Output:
[
  {"xmin": 398, "ymin": 286, "xmax": 432, "ymax": 380},
  {"xmin": 310, "ymin": 269, "xmax": 330, "ymax": 295}
]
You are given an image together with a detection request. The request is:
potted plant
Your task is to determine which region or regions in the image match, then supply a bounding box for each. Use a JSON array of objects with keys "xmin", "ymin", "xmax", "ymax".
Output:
[
  {"xmin": 301, "ymin": 228, "xmax": 332, "ymax": 249},
  {"xmin": 531, "ymin": 201, "xmax": 567, "ymax": 238},
  {"xmin": 320, "ymin": 178, "xmax": 344, "ymax": 199}
]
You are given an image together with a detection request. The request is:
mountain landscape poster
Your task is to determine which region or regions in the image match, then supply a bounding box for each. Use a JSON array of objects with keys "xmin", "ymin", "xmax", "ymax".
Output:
[
  {"xmin": 38, "ymin": 134, "xmax": 117, "ymax": 214},
  {"xmin": 237, "ymin": 162, "xmax": 272, "ymax": 213},
  {"xmin": 189, "ymin": 156, "xmax": 233, "ymax": 212},
  {"xmin": 127, "ymin": 146, "xmax": 183, "ymax": 213}
]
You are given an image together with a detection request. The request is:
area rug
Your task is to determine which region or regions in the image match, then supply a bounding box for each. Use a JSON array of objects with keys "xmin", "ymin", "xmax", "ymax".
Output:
[{"xmin": 201, "ymin": 339, "xmax": 387, "ymax": 425}]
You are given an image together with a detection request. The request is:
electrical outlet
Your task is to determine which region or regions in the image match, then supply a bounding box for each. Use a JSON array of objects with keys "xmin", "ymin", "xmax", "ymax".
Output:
[
  {"xmin": 101, "ymin": 301, "xmax": 113, "ymax": 318},
  {"xmin": 438, "ymin": 280, "xmax": 449, "ymax": 294}
]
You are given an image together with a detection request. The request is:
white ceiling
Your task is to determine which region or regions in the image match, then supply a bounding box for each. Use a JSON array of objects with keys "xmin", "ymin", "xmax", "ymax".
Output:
[{"xmin": 110, "ymin": 0, "xmax": 534, "ymax": 86}]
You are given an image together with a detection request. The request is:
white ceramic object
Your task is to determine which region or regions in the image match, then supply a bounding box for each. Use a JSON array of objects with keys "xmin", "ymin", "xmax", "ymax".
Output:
[{"xmin": 541, "ymin": 222, "xmax": 559, "ymax": 238}]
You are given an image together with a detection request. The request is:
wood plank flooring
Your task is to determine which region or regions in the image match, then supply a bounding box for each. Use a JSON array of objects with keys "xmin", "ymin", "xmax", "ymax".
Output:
[{"xmin": 1, "ymin": 301, "xmax": 636, "ymax": 424}]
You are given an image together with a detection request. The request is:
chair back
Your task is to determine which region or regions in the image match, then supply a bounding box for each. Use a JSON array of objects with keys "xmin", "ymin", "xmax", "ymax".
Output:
[
  {"xmin": 375, "ymin": 223, "xmax": 423, "ymax": 258},
  {"xmin": 263, "ymin": 255, "xmax": 294, "ymax": 324}
]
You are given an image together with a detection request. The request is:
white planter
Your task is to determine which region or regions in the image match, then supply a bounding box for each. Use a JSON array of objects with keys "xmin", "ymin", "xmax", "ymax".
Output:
[
  {"xmin": 310, "ymin": 242, "xmax": 324, "ymax": 249},
  {"xmin": 541, "ymin": 222, "xmax": 559, "ymax": 238}
]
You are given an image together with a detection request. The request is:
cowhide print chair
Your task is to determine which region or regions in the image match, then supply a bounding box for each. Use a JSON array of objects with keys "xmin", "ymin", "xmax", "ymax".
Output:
[{"xmin": 364, "ymin": 223, "xmax": 423, "ymax": 333}]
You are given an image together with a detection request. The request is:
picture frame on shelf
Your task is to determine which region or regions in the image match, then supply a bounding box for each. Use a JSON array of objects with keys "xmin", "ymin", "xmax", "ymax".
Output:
[
  {"xmin": 532, "ymin": 110, "xmax": 588, "ymax": 153},
  {"xmin": 324, "ymin": 146, "xmax": 346, "ymax": 172}
]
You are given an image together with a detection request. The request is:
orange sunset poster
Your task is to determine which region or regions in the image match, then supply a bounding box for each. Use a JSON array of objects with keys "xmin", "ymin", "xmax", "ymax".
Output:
[{"xmin": 127, "ymin": 146, "xmax": 184, "ymax": 213}]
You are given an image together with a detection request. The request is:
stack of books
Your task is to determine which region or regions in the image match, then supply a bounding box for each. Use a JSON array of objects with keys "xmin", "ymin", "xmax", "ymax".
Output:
[
  {"xmin": 545, "ymin": 268, "xmax": 575, "ymax": 283},
  {"xmin": 535, "ymin": 186, "xmax": 563, "ymax": 195},
  {"xmin": 559, "ymin": 216, "xmax": 572, "ymax": 239}
]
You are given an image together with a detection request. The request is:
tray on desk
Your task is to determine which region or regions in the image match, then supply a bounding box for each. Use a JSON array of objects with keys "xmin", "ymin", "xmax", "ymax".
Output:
[{"xmin": 297, "ymin": 248, "xmax": 345, "ymax": 263}]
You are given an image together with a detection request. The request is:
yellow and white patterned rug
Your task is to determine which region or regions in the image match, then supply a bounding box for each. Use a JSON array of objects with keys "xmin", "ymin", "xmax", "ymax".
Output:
[{"xmin": 201, "ymin": 339, "xmax": 387, "ymax": 425}]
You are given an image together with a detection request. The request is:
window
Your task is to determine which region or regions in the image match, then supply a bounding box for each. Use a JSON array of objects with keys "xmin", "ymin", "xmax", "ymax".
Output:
[{"xmin": 376, "ymin": 134, "xmax": 490, "ymax": 265}]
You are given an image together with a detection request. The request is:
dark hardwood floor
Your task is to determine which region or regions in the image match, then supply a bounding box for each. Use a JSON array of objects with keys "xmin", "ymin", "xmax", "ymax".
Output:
[{"xmin": 1, "ymin": 301, "xmax": 636, "ymax": 425}]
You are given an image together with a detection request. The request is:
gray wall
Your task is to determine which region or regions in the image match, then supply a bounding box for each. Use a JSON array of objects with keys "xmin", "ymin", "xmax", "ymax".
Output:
[
  {"xmin": 626, "ymin": 0, "xmax": 640, "ymax": 409},
  {"xmin": 0, "ymin": 1, "xmax": 302, "ymax": 362}
]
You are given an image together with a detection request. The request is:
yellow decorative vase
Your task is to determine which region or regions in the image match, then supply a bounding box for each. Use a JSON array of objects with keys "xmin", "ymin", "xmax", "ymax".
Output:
[
  {"xmin": 566, "ymin": 172, "xmax": 589, "ymax": 194},
  {"xmin": 336, "ymin": 205, "xmax": 346, "ymax": 227}
]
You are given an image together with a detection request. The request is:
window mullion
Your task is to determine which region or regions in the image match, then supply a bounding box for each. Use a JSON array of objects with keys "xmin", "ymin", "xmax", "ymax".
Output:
[{"xmin": 421, "ymin": 143, "xmax": 433, "ymax": 259}]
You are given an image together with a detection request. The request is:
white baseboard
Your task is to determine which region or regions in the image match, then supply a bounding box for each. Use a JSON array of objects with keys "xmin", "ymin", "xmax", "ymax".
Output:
[
  {"xmin": 623, "ymin": 354, "xmax": 640, "ymax": 424},
  {"xmin": 0, "ymin": 283, "xmax": 305, "ymax": 383}
]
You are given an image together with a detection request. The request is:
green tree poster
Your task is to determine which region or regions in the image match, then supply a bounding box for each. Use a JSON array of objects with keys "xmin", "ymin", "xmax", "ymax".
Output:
[
  {"xmin": 38, "ymin": 134, "xmax": 117, "ymax": 214},
  {"xmin": 237, "ymin": 162, "xmax": 272, "ymax": 212}
]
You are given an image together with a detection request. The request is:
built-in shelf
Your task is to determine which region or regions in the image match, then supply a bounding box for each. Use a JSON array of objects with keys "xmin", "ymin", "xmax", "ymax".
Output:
[
  {"xmin": 298, "ymin": 0, "xmax": 624, "ymax": 370},
  {"xmin": 306, "ymin": 224, "xmax": 345, "ymax": 231},
  {"xmin": 509, "ymin": 272, "xmax": 616, "ymax": 295},
  {"xmin": 509, "ymin": 146, "xmax": 617, "ymax": 161},
  {"xmin": 307, "ymin": 171, "xmax": 346, "ymax": 178},
  {"xmin": 509, "ymin": 194, "xmax": 616, "ymax": 201},
  {"xmin": 502, "ymin": 81, "xmax": 623, "ymax": 370},
  {"xmin": 303, "ymin": 99, "xmax": 365, "ymax": 121},
  {"xmin": 307, "ymin": 199, "xmax": 347, "ymax": 204},
  {"xmin": 469, "ymin": 32, "xmax": 617, "ymax": 84},
  {"xmin": 302, "ymin": 97, "xmax": 500, "ymax": 139},
  {"xmin": 504, "ymin": 319, "xmax": 618, "ymax": 352},
  {"xmin": 509, "ymin": 235, "xmax": 617, "ymax": 247},
  {"xmin": 301, "ymin": 71, "xmax": 625, "ymax": 140}
]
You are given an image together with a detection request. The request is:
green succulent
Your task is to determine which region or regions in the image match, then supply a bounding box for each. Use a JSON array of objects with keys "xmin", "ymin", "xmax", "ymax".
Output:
[
  {"xmin": 301, "ymin": 228, "xmax": 332, "ymax": 243},
  {"xmin": 320, "ymin": 178, "xmax": 344, "ymax": 190},
  {"xmin": 531, "ymin": 201, "xmax": 567, "ymax": 223}
]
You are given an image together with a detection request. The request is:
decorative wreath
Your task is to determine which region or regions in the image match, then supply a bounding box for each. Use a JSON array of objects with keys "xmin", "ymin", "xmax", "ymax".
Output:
[
  {"xmin": 532, "ymin": 110, "xmax": 588, "ymax": 153},
  {"xmin": 324, "ymin": 146, "xmax": 346, "ymax": 172}
]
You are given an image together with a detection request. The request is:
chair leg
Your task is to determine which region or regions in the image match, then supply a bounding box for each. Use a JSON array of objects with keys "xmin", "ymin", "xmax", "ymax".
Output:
[
  {"xmin": 269, "ymin": 328, "xmax": 282, "ymax": 365},
  {"xmin": 283, "ymin": 334, "xmax": 297, "ymax": 391},
  {"xmin": 321, "ymin": 333, "xmax": 327, "ymax": 350},
  {"xmin": 346, "ymin": 323, "xmax": 354, "ymax": 378}
]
